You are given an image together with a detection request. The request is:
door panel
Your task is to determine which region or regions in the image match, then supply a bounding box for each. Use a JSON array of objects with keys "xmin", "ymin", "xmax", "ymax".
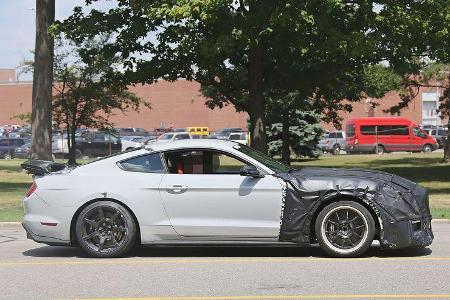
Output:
[{"xmin": 159, "ymin": 173, "xmax": 283, "ymax": 238}]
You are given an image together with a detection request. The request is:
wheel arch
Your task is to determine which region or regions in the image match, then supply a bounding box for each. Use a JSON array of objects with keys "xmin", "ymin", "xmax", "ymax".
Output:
[
  {"xmin": 69, "ymin": 197, "xmax": 141, "ymax": 246},
  {"xmin": 308, "ymin": 195, "xmax": 381, "ymax": 242}
]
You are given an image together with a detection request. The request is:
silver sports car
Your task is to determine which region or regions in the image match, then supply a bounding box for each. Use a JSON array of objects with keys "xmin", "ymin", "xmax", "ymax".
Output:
[{"xmin": 21, "ymin": 140, "xmax": 433, "ymax": 258}]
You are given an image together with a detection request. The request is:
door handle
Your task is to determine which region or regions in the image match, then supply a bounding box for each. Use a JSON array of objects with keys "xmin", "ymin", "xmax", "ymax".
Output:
[{"xmin": 166, "ymin": 185, "xmax": 188, "ymax": 194}]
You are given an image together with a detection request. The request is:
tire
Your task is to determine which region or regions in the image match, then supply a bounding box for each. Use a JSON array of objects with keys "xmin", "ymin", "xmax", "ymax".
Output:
[
  {"xmin": 422, "ymin": 144, "xmax": 433, "ymax": 153},
  {"xmin": 374, "ymin": 145, "xmax": 385, "ymax": 155},
  {"xmin": 3, "ymin": 152, "xmax": 12, "ymax": 160},
  {"xmin": 332, "ymin": 144, "xmax": 341, "ymax": 155},
  {"xmin": 75, "ymin": 201, "xmax": 137, "ymax": 258},
  {"xmin": 315, "ymin": 201, "xmax": 375, "ymax": 257}
]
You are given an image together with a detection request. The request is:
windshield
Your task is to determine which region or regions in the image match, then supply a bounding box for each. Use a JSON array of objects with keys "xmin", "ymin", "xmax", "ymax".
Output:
[
  {"xmin": 234, "ymin": 144, "xmax": 292, "ymax": 173},
  {"xmin": 159, "ymin": 133, "xmax": 174, "ymax": 140}
]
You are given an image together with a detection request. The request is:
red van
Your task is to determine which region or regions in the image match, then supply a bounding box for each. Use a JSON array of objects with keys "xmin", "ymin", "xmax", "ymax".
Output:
[{"xmin": 345, "ymin": 117, "xmax": 438, "ymax": 154}]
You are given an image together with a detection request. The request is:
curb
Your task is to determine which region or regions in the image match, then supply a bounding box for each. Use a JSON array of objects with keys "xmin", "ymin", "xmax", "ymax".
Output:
[{"xmin": 0, "ymin": 222, "xmax": 22, "ymax": 229}]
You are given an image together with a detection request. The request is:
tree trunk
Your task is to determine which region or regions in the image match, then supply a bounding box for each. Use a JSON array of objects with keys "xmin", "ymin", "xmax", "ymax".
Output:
[
  {"xmin": 68, "ymin": 126, "xmax": 77, "ymax": 166},
  {"xmin": 444, "ymin": 118, "xmax": 450, "ymax": 163},
  {"xmin": 248, "ymin": 40, "xmax": 267, "ymax": 153},
  {"xmin": 31, "ymin": 0, "xmax": 55, "ymax": 161},
  {"xmin": 281, "ymin": 110, "xmax": 290, "ymax": 165}
]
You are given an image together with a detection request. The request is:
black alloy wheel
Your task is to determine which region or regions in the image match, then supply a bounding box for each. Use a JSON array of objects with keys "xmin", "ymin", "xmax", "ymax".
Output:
[
  {"xmin": 75, "ymin": 201, "xmax": 137, "ymax": 258},
  {"xmin": 315, "ymin": 201, "xmax": 375, "ymax": 257}
]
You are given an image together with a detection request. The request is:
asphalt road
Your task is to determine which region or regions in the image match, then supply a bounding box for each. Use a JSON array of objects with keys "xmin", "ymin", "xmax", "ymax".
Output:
[{"xmin": 1, "ymin": 221, "xmax": 450, "ymax": 300}]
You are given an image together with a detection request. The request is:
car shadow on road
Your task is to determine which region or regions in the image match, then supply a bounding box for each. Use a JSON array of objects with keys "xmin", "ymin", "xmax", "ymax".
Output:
[{"xmin": 22, "ymin": 244, "xmax": 432, "ymax": 259}]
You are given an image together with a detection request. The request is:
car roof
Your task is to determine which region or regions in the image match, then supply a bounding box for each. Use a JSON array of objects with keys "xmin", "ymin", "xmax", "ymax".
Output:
[{"xmin": 147, "ymin": 139, "xmax": 238, "ymax": 152}]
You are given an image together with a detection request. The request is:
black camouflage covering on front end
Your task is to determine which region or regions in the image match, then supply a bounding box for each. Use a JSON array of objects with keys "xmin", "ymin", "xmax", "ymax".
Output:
[{"xmin": 274, "ymin": 168, "xmax": 433, "ymax": 249}]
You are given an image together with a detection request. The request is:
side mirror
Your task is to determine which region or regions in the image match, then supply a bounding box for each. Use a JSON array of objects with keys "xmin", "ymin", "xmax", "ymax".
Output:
[{"xmin": 240, "ymin": 165, "xmax": 264, "ymax": 178}]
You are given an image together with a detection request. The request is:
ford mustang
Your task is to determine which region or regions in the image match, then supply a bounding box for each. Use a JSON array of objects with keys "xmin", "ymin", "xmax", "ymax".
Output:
[{"xmin": 21, "ymin": 139, "xmax": 433, "ymax": 258}]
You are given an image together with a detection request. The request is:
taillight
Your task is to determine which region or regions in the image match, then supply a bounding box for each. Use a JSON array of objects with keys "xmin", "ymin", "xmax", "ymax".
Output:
[{"xmin": 26, "ymin": 182, "xmax": 37, "ymax": 198}]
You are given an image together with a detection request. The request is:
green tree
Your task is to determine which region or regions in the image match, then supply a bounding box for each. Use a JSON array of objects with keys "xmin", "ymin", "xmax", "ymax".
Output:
[
  {"xmin": 31, "ymin": 0, "xmax": 54, "ymax": 160},
  {"xmin": 267, "ymin": 107, "xmax": 324, "ymax": 163},
  {"xmin": 57, "ymin": 0, "xmax": 448, "ymax": 152},
  {"xmin": 52, "ymin": 38, "xmax": 151, "ymax": 165}
]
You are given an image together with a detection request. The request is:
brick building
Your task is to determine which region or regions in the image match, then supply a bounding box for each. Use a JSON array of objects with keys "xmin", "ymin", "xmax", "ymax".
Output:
[{"xmin": 0, "ymin": 68, "xmax": 444, "ymax": 132}]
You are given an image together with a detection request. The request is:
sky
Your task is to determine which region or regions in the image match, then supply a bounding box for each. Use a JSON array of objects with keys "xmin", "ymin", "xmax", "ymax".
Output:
[{"xmin": 0, "ymin": 0, "xmax": 114, "ymax": 80}]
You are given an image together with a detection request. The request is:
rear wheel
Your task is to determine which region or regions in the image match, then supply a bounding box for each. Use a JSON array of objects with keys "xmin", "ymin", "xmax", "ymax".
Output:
[
  {"xmin": 332, "ymin": 144, "xmax": 341, "ymax": 155},
  {"xmin": 3, "ymin": 152, "xmax": 12, "ymax": 160},
  {"xmin": 375, "ymin": 145, "xmax": 385, "ymax": 155},
  {"xmin": 75, "ymin": 201, "xmax": 137, "ymax": 258},
  {"xmin": 422, "ymin": 144, "xmax": 433, "ymax": 153},
  {"xmin": 315, "ymin": 201, "xmax": 375, "ymax": 257}
]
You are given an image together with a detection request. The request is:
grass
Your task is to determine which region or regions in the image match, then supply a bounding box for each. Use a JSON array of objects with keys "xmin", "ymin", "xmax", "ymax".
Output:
[{"xmin": 0, "ymin": 153, "xmax": 449, "ymax": 221}]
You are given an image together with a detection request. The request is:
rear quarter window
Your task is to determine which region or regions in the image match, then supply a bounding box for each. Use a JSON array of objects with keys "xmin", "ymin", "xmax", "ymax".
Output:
[{"xmin": 119, "ymin": 153, "xmax": 166, "ymax": 173}]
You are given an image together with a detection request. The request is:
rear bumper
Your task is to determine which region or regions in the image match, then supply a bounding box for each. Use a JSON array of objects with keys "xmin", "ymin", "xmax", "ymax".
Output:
[{"xmin": 22, "ymin": 222, "xmax": 70, "ymax": 246}]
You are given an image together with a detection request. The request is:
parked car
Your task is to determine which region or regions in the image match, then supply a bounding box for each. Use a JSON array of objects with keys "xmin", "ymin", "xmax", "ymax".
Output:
[
  {"xmin": 121, "ymin": 136, "xmax": 143, "ymax": 151},
  {"xmin": 13, "ymin": 142, "xmax": 31, "ymax": 159},
  {"xmin": 76, "ymin": 131, "xmax": 122, "ymax": 157},
  {"xmin": 428, "ymin": 128, "xmax": 448, "ymax": 149},
  {"xmin": 228, "ymin": 132, "xmax": 248, "ymax": 145},
  {"xmin": 52, "ymin": 134, "xmax": 70, "ymax": 158},
  {"xmin": 345, "ymin": 117, "xmax": 438, "ymax": 154},
  {"xmin": 318, "ymin": 131, "xmax": 346, "ymax": 155},
  {"xmin": 116, "ymin": 127, "xmax": 150, "ymax": 137},
  {"xmin": 186, "ymin": 127, "xmax": 209, "ymax": 137},
  {"xmin": 21, "ymin": 139, "xmax": 433, "ymax": 258},
  {"xmin": 152, "ymin": 132, "xmax": 191, "ymax": 143},
  {"xmin": 0, "ymin": 138, "xmax": 29, "ymax": 159},
  {"xmin": 210, "ymin": 127, "xmax": 244, "ymax": 139}
]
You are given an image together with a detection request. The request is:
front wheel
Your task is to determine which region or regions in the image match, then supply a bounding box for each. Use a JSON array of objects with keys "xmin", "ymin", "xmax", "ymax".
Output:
[
  {"xmin": 422, "ymin": 144, "xmax": 433, "ymax": 153},
  {"xmin": 315, "ymin": 201, "xmax": 375, "ymax": 257},
  {"xmin": 3, "ymin": 152, "xmax": 12, "ymax": 160},
  {"xmin": 75, "ymin": 201, "xmax": 137, "ymax": 258}
]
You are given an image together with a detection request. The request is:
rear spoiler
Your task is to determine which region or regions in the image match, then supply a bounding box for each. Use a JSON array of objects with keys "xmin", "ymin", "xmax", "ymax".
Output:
[{"xmin": 21, "ymin": 160, "xmax": 68, "ymax": 176}]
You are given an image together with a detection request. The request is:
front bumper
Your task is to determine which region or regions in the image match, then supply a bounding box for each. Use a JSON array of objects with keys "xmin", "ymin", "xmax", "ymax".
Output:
[{"xmin": 380, "ymin": 217, "xmax": 433, "ymax": 249}]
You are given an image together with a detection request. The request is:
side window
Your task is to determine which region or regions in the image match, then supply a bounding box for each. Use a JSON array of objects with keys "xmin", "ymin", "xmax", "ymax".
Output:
[
  {"xmin": 336, "ymin": 132, "xmax": 344, "ymax": 138},
  {"xmin": 0, "ymin": 140, "xmax": 8, "ymax": 146},
  {"xmin": 413, "ymin": 127, "xmax": 427, "ymax": 138},
  {"xmin": 329, "ymin": 132, "xmax": 336, "ymax": 138},
  {"xmin": 92, "ymin": 133, "xmax": 105, "ymax": 142},
  {"xmin": 210, "ymin": 151, "xmax": 247, "ymax": 174},
  {"xmin": 361, "ymin": 125, "xmax": 376, "ymax": 135},
  {"xmin": 229, "ymin": 134, "xmax": 241, "ymax": 140},
  {"xmin": 120, "ymin": 153, "xmax": 165, "ymax": 173},
  {"xmin": 165, "ymin": 150, "xmax": 204, "ymax": 174},
  {"xmin": 106, "ymin": 134, "xmax": 119, "ymax": 143},
  {"xmin": 391, "ymin": 125, "xmax": 409, "ymax": 136},
  {"xmin": 164, "ymin": 150, "xmax": 249, "ymax": 175}
]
